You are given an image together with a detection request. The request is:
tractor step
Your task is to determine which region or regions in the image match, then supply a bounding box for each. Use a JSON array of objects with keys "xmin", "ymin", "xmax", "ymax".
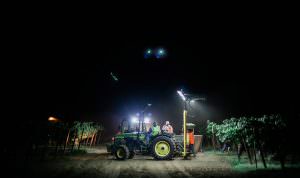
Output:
[{"xmin": 140, "ymin": 145, "xmax": 148, "ymax": 152}]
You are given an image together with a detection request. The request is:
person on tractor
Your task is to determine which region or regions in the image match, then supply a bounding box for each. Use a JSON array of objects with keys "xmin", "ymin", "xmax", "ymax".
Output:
[
  {"xmin": 162, "ymin": 121, "xmax": 173, "ymax": 134},
  {"xmin": 146, "ymin": 121, "xmax": 161, "ymax": 144}
]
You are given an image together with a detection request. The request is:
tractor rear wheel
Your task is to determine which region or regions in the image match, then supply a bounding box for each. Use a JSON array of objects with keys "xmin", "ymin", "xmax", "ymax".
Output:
[
  {"xmin": 115, "ymin": 145, "xmax": 129, "ymax": 160},
  {"xmin": 151, "ymin": 136, "xmax": 175, "ymax": 160}
]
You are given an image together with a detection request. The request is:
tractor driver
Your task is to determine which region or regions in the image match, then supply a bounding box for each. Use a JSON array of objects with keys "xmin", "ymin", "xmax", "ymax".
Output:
[{"xmin": 146, "ymin": 121, "xmax": 161, "ymax": 144}]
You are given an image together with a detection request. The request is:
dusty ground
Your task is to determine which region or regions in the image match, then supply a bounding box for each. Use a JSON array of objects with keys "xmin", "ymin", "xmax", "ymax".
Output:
[{"xmin": 22, "ymin": 146, "xmax": 299, "ymax": 178}]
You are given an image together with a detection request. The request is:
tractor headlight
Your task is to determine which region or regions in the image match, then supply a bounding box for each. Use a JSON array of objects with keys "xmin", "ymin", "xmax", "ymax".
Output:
[{"xmin": 131, "ymin": 117, "xmax": 139, "ymax": 123}]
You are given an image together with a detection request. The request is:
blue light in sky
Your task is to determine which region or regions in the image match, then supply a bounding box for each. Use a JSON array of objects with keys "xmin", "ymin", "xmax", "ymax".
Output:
[
  {"xmin": 144, "ymin": 48, "xmax": 153, "ymax": 59},
  {"xmin": 155, "ymin": 48, "xmax": 166, "ymax": 59}
]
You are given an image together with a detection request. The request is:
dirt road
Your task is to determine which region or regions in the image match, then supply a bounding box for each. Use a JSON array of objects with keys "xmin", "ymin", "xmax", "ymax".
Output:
[
  {"xmin": 25, "ymin": 147, "xmax": 298, "ymax": 178},
  {"xmin": 27, "ymin": 148, "xmax": 233, "ymax": 178}
]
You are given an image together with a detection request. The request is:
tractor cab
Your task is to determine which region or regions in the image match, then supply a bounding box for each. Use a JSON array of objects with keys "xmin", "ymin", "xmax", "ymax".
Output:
[{"xmin": 118, "ymin": 119, "xmax": 133, "ymax": 133}]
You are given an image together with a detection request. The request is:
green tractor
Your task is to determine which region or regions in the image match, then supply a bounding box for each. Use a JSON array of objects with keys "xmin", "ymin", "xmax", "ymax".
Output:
[{"xmin": 107, "ymin": 118, "xmax": 184, "ymax": 160}]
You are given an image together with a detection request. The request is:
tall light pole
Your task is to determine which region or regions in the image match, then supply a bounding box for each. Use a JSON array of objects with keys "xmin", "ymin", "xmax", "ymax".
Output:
[
  {"xmin": 177, "ymin": 90, "xmax": 205, "ymax": 158},
  {"xmin": 177, "ymin": 90, "xmax": 188, "ymax": 157}
]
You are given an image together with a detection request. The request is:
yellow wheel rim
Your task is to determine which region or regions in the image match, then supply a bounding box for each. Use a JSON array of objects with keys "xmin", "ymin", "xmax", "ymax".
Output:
[
  {"xmin": 155, "ymin": 141, "xmax": 170, "ymax": 157},
  {"xmin": 117, "ymin": 148, "xmax": 125, "ymax": 158}
]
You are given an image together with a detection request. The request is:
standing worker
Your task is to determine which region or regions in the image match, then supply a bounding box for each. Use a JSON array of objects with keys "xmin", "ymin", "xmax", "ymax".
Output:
[
  {"xmin": 162, "ymin": 121, "xmax": 174, "ymax": 134},
  {"xmin": 187, "ymin": 128, "xmax": 195, "ymax": 157}
]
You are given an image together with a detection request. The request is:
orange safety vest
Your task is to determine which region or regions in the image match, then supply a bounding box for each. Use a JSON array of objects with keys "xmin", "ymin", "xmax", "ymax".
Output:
[
  {"xmin": 188, "ymin": 132, "xmax": 195, "ymax": 144},
  {"xmin": 166, "ymin": 125, "xmax": 173, "ymax": 134},
  {"xmin": 162, "ymin": 125, "xmax": 173, "ymax": 134}
]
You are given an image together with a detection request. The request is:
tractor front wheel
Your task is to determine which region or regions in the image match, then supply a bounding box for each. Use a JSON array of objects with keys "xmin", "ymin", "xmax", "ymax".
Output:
[
  {"xmin": 115, "ymin": 145, "xmax": 129, "ymax": 160},
  {"xmin": 152, "ymin": 136, "xmax": 175, "ymax": 160}
]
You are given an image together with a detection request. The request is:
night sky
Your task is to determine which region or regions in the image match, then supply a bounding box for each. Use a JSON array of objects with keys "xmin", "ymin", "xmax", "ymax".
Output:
[{"xmin": 5, "ymin": 18, "xmax": 299, "ymax": 139}]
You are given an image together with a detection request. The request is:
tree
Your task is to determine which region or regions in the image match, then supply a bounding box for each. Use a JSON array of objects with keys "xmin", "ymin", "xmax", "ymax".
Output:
[{"xmin": 206, "ymin": 115, "xmax": 287, "ymax": 169}]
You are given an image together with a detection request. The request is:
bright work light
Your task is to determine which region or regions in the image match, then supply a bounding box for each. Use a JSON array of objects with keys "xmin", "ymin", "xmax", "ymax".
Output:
[
  {"xmin": 177, "ymin": 90, "xmax": 186, "ymax": 101},
  {"xmin": 144, "ymin": 117, "xmax": 151, "ymax": 124},
  {"xmin": 131, "ymin": 116, "xmax": 139, "ymax": 123}
]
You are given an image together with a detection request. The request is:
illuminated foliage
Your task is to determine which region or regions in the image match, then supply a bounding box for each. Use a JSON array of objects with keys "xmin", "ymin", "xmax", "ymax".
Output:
[
  {"xmin": 206, "ymin": 115, "xmax": 287, "ymax": 169},
  {"xmin": 207, "ymin": 115, "xmax": 286, "ymax": 145},
  {"xmin": 47, "ymin": 121, "xmax": 104, "ymax": 153},
  {"xmin": 73, "ymin": 121, "xmax": 104, "ymax": 141}
]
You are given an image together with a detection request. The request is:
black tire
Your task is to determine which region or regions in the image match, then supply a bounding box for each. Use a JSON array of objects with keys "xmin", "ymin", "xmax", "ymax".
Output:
[
  {"xmin": 128, "ymin": 151, "xmax": 135, "ymax": 159},
  {"xmin": 175, "ymin": 143, "xmax": 183, "ymax": 156},
  {"xmin": 114, "ymin": 145, "xmax": 129, "ymax": 160},
  {"xmin": 151, "ymin": 136, "xmax": 175, "ymax": 160}
]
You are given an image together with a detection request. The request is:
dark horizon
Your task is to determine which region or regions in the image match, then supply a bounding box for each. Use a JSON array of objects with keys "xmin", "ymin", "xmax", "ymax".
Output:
[{"xmin": 4, "ymin": 25, "xmax": 300, "ymax": 138}]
